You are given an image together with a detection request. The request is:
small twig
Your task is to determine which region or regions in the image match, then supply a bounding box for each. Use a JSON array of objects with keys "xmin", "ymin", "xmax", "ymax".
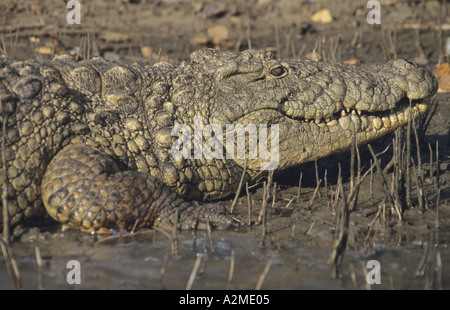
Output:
[
  {"xmin": 411, "ymin": 158, "xmax": 424, "ymax": 210},
  {"xmin": 186, "ymin": 253, "xmax": 203, "ymax": 290},
  {"xmin": 260, "ymin": 182, "xmax": 268, "ymax": 245},
  {"xmin": 271, "ymin": 181, "xmax": 277, "ymax": 209},
  {"xmin": 329, "ymin": 181, "xmax": 349, "ymax": 279},
  {"xmin": 368, "ymin": 144, "xmax": 402, "ymax": 222},
  {"xmin": 349, "ymin": 126, "xmax": 361, "ymax": 211},
  {"xmin": 347, "ymin": 160, "xmax": 376, "ymax": 208},
  {"xmin": 330, "ymin": 35, "xmax": 341, "ymax": 62},
  {"xmin": 356, "ymin": 133, "xmax": 361, "ymax": 185},
  {"xmin": 76, "ymin": 35, "xmax": 85, "ymax": 61},
  {"xmin": 370, "ymin": 159, "xmax": 374, "ymax": 198},
  {"xmin": 304, "ymin": 221, "xmax": 315, "ymax": 235},
  {"xmin": 350, "ymin": 127, "xmax": 356, "ymax": 192},
  {"xmin": 191, "ymin": 223, "xmax": 198, "ymax": 250},
  {"xmin": 171, "ymin": 209, "xmax": 179, "ymax": 255},
  {"xmin": 331, "ymin": 164, "xmax": 342, "ymax": 213},
  {"xmin": 255, "ymin": 256, "xmax": 274, "ymax": 290},
  {"xmin": 159, "ymin": 254, "xmax": 169, "ymax": 288},
  {"xmin": 364, "ymin": 198, "xmax": 385, "ymax": 243},
  {"xmin": 415, "ymin": 232, "xmax": 437, "ymax": 288},
  {"xmin": 274, "ymin": 9, "xmax": 280, "ymax": 56},
  {"xmin": 206, "ymin": 220, "xmax": 215, "ymax": 254},
  {"xmin": 314, "ymin": 160, "xmax": 321, "ymax": 198},
  {"xmin": 307, "ymin": 179, "xmax": 322, "ymax": 210},
  {"xmin": 435, "ymin": 141, "xmax": 440, "ymax": 193},
  {"xmin": 30, "ymin": 3, "xmax": 46, "ymax": 25},
  {"xmin": 404, "ymin": 119, "xmax": 412, "ymax": 210},
  {"xmin": 2, "ymin": 112, "xmax": 9, "ymax": 244},
  {"xmin": 258, "ymin": 181, "xmax": 267, "ymax": 223},
  {"xmin": 157, "ymin": 48, "xmax": 162, "ymax": 63},
  {"xmin": 411, "ymin": 101, "xmax": 428, "ymax": 210},
  {"xmin": 290, "ymin": 39, "xmax": 296, "ymax": 58},
  {"xmin": 348, "ymin": 263, "xmax": 358, "ymax": 289},
  {"xmin": 228, "ymin": 248, "xmax": 235, "ymax": 283},
  {"xmin": 35, "ymin": 246, "xmax": 43, "ymax": 290},
  {"xmin": 428, "ymin": 143, "xmax": 434, "ymax": 190},
  {"xmin": 0, "ymin": 239, "xmax": 22, "ymax": 289},
  {"xmin": 267, "ymin": 170, "xmax": 274, "ymax": 205},
  {"xmin": 296, "ymin": 171, "xmax": 303, "ymax": 200},
  {"xmin": 230, "ymin": 158, "xmax": 248, "ymax": 214},
  {"xmin": 388, "ymin": 26, "xmax": 398, "ymax": 59},
  {"xmin": 130, "ymin": 218, "xmax": 140, "ymax": 234},
  {"xmin": 435, "ymin": 141, "xmax": 441, "ymax": 231},
  {"xmin": 86, "ymin": 32, "xmax": 91, "ymax": 61},
  {"xmin": 245, "ymin": 182, "xmax": 252, "ymax": 226},
  {"xmin": 436, "ymin": 248, "xmax": 443, "ymax": 290},
  {"xmin": 246, "ymin": 11, "xmax": 252, "ymax": 50},
  {"xmin": 279, "ymin": 197, "xmax": 295, "ymax": 217},
  {"xmin": 414, "ymin": 28, "xmax": 426, "ymax": 58},
  {"xmin": 296, "ymin": 44, "xmax": 307, "ymax": 59},
  {"xmin": 153, "ymin": 226, "xmax": 178, "ymax": 256},
  {"xmin": 421, "ymin": 96, "xmax": 438, "ymax": 140}
]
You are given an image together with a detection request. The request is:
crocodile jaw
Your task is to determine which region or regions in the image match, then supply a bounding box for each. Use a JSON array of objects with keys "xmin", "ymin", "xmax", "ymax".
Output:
[
  {"xmin": 288, "ymin": 99, "xmax": 428, "ymax": 163},
  {"xmin": 204, "ymin": 54, "xmax": 439, "ymax": 173},
  {"xmin": 237, "ymin": 99, "xmax": 430, "ymax": 172}
]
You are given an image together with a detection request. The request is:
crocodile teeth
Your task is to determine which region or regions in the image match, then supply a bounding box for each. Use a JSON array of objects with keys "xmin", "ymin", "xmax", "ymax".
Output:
[
  {"xmin": 322, "ymin": 101, "xmax": 426, "ymax": 131},
  {"xmin": 327, "ymin": 119, "xmax": 338, "ymax": 126},
  {"xmin": 418, "ymin": 103, "xmax": 428, "ymax": 113},
  {"xmin": 396, "ymin": 111, "xmax": 406, "ymax": 123},
  {"xmin": 351, "ymin": 114, "xmax": 361, "ymax": 130},
  {"xmin": 360, "ymin": 116, "xmax": 370, "ymax": 130},
  {"xmin": 373, "ymin": 117, "xmax": 383, "ymax": 130},
  {"xmin": 381, "ymin": 116, "xmax": 390, "ymax": 127},
  {"xmin": 389, "ymin": 113, "xmax": 398, "ymax": 127},
  {"xmin": 339, "ymin": 116, "xmax": 351, "ymax": 130}
]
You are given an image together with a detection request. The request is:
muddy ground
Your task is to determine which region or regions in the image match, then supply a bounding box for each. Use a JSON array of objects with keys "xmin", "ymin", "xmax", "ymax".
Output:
[{"xmin": 0, "ymin": 0, "xmax": 449, "ymax": 290}]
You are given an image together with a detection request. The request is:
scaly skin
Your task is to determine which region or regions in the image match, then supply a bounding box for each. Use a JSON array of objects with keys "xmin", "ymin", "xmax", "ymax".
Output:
[{"xmin": 0, "ymin": 49, "xmax": 437, "ymax": 233}]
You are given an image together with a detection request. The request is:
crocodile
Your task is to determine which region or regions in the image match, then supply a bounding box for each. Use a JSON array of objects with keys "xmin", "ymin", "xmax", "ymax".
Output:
[{"xmin": 0, "ymin": 49, "xmax": 437, "ymax": 233}]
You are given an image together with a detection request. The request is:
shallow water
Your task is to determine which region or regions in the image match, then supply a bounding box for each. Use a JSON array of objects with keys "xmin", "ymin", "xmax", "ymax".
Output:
[{"xmin": 1, "ymin": 227, "xmax": 448, "ymax": 290}]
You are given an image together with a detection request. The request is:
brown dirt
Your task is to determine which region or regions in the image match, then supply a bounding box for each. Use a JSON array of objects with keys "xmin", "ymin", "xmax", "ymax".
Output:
[{"xmin": 1, "ymin": 0, "xmax": 449, "ymax": 290}]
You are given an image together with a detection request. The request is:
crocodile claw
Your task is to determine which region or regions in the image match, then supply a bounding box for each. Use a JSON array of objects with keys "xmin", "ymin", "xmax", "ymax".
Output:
[{"xmin": 156, "ymin": 202, "xmax": 243, "ymax": 231}]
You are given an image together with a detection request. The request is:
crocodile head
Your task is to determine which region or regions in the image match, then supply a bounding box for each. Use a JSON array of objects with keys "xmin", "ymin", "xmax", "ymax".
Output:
[{"xmin": 190, "ymin": 49, "xmax": 438, "ymax": 173}]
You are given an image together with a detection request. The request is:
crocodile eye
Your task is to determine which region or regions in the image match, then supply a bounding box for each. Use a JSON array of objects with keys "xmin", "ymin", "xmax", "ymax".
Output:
[{"xmin": 269, "ymin": 65, "xmax": 287, "ymax": 77}]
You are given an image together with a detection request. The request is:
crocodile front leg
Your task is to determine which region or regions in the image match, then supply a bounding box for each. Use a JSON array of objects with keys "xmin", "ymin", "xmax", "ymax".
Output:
[{"xmin": 41, "ymin": 144, "xmax": 236, "ymax": 233}]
